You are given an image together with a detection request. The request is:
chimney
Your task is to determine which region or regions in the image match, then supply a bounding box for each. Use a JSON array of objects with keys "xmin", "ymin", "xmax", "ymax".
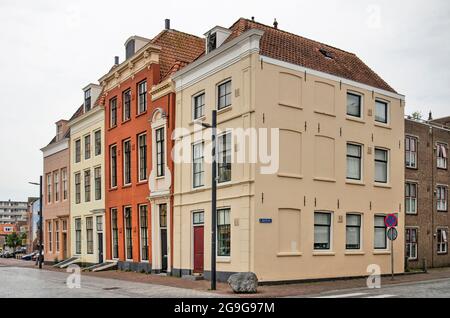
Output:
[
  {"xmin": 273, "ymin": 18, "xmax": 278, "ymax": 29},
  {"xmin": 165, "ymin": 19, "xmax": 170, "ymax": 30},
  {"xmin": 428, "ymin": 111, "xmax": 433, "ymax": 121},
  {"xmin": 251, "ymin": 16, "xmax": 255, "ymax": 22},
  {"xmin": 114, "ymin": 56, "xmax": 119, "ymax": 65}
]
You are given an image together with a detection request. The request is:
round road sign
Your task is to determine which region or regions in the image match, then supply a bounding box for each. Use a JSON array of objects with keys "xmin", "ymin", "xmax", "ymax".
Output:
[
  {"xmin": 385, "ymin": 214, "xmax": 398, "ymax": 228},
  {"xmin": 387, "ymin": 227, "xmax": 398, "ymax": 241}
]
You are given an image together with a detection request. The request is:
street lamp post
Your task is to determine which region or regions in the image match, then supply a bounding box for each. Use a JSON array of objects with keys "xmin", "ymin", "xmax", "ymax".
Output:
[
  {"xmin": 202, "ymin": 110, "xmax": 218, "ymax": 291},
  {"xmin": 29, "ymin": 176, "xmax": 43, "ymax": 269}
]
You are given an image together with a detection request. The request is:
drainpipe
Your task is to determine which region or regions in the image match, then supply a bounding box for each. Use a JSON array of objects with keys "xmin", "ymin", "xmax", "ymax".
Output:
[{"xmin": 431, "ymin": 126, "xmax": 435, "ymax": 268}]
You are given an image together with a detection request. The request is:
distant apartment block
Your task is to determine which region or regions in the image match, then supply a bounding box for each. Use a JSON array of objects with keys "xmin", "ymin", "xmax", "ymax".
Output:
[{"xmin": 0, "ymin": 200, "xmax": 28, "ymax": 225}]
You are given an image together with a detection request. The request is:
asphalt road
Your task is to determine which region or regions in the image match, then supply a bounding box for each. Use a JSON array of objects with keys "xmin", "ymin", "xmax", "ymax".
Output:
[
  {"xmin": 0, "ymin": 265, "xmax": 220, "ymax": 298},
  {"xmin": 308, "ymin": 278, "xmax": 450, "ymax": 298}
]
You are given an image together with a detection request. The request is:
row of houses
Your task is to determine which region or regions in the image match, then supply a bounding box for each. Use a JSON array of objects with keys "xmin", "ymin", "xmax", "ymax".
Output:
[{"xmin": 38, "ymin": 17, "xmax": 449, "ymax": 283}]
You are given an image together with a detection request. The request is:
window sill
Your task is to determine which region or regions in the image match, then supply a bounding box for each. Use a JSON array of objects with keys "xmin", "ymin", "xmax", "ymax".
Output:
[
  {"xmin": 217, "ymin": 257, "xmax": 231, "ymax": 263},
  {"xmin": 374, "ymin": 183, "xmax": 392, "ymax": 189},
  {"xmin": 406, "ymin": 213, "xmax": 418, "ymax": 216},
  {"xmin": 346, "ymin": 180, "xmax": 365, "ymax": 186},
  {"xmin": 218, "ymin": 181, "xmax": 233, "ymax": 188},
  {"xmin": 137, "ymin": 181, "xmax": 148, "ymax": 186},
  {"xmin": 189, "ymin": 117, "xmax": 206, "ymax": 126},
  {"xmin": 345, "ymin": 251, "xmax": 365, "ymax": 256},
  {"xmin": 373, "ymin": 250, "xmax": 391, "ymax": 255},
  {"xmin": 108, "ymin": 125, "xmax": 117, "ymax": 131},
  {"xmin": 406, "ymin": 166, "xmax": 418, "ymax": 170},
  {"xmin": 277, "ymin": 252, "xmax": 303, "ymax": 258},
  {"xmin": 278, "ymin": 173, "xmax": 303, "ymax": 180},
  {"xmin": 346, "ymin": 116, "xmax": 365, "ymax": 124},
  {"xmin": 122, "ymin": 119, "xmax": 131, "ymax": 125},
  {"xmin": 109, "ymin": 187, "xmax": 118, "ymax": 192},
  {"xmin": 122, "ymin": 185, "xmax": 132, "ymax": 189},
  {"xmin": 313, "ymin": 251, "xmax": 335, "ymax": 256},
  {"xmin": 217, "ymin": 106, "xmax": 232, "ymax": 115},
  {"xmin": 156, "ymin": 176, "xmax": 165, "ymax": 181},
  {"xmin": 313, "ymin": 177, "xmax": 336, "ymax": 183},
  {"xmin": 313, "ymin": 110, "xmax": 336, "ymax": 118},
  {"xmin": 136, "ymin": 111, "xmax": 148, "ymax": 119},
  {"xmin": 374, "ymin": 122, "xmax": 391, "ymax": 130}
]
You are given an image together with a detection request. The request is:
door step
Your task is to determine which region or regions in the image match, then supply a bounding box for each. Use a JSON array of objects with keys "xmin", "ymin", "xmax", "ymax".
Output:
[{"xmin": 182, "ymin": 274, "xmax": 205, "ymax": 281}]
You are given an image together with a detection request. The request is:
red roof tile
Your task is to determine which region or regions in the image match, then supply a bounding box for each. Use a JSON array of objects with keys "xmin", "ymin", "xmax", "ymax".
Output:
[{"xmin": 226, "ymin": 18, "xmax": 396, "ymax": 93}]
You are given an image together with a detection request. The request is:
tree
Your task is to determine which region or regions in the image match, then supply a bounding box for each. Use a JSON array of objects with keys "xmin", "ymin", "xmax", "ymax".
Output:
[
  {"xmin": 5, "ymin": 232, "xmax": 26, "ymax": 251},
  {"xmin": 411, "ymin": 111, "xmax": 422, "ymax": 120}
]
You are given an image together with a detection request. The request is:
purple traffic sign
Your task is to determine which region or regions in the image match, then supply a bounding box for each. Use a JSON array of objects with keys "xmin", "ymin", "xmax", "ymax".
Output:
[{"xmin": 385, "ymin": 214, "xmax": 398, "ymax": 228}]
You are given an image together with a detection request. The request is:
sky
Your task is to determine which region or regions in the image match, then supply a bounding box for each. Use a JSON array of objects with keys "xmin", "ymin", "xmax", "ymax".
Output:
[{"xmin": 0, "ymin": 0, "xmax": 449, "ymax": 200}]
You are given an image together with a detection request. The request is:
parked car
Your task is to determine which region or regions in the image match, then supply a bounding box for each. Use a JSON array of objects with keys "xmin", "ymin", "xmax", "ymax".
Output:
[{"xmin": 22, "ymin": 251, "xmax": 37, "ymax": 261}]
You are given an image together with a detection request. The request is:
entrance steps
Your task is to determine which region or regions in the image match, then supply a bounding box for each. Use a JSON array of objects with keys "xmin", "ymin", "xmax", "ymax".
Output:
[
  {"xmin": 53, "ymin": 257, "xmax": 80, "ymax": 269},
  {"xmin": 91, "ymin": 261, "xmax": 118, "ymax": 272}
]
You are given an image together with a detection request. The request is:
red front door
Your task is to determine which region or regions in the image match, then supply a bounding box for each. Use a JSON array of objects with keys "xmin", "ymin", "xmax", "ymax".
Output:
[{"xmin": 193, "ymin": 226, "xmax": 204, "ymax": 274}]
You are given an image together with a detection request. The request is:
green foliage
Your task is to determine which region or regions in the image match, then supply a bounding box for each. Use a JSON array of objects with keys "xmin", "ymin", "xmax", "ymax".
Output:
[
  {"xmin": 5, "ymin": 232, "xmax": 24, "ymax": 250},
  {"xmin": 411, "ymin": 111, "xmax": 422, "ymax": 120}
]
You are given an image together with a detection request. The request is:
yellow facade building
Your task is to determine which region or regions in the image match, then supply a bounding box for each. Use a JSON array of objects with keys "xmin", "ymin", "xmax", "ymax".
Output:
[
  {"xmin": 68, "ymin": 84, "xmax": 106, "ymax": 266},
  {"xmin": 172, "ymin": 19, "xmax": 405, "ymax": 283}
]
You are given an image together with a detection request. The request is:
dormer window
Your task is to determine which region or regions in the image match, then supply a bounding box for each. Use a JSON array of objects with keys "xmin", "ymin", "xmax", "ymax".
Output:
[
  {"xmin": 84, "ymin": 89, "xmax": 92, "ymax": 112},
  {"xmin": 208, "ymin": 33, "xmax": 217, "ymax": 53}
]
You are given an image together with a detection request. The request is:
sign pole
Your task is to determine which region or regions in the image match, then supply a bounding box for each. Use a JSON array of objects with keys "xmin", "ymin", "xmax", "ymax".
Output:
[{"xmin": 391, "ymin": 238, "xmax": 394, "ymax": 281}]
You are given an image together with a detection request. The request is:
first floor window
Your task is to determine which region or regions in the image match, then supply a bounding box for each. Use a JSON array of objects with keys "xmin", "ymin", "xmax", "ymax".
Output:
[
  {"xmin": 55, "ymin": 221, "xmax": 59, "ymax": 252},
  {"xmin": 347, "ymin": 143, "xmax": 362, "ymax": 180},
  {"xmin": 111, "ymin": 209, "xmax": 118, "ymax": 259},
  {"xmin": 75, "ymin": 218, "xmax": 81, "ymax": 254},
  {"xmin": 75, "ymin": 139, "xmax": 81, "ymax": 163},
  {"xmin": 62, "ymin": 168, "xmax": 68, "ymax": 200},
  {"xmin": 47, "ymin": 174, "xmax": 52, "ymax": 203},
  {"xmin": 139, "ymin": 205, "xmax": 149, "ymax": 261},
  {"xmin": 138, "ymin": 134, "xmax": 147, "ymax": 181},
  {"xmin": 110, "ymin": 145, "xmax": 117, "ymax": 188},
  {"xmin": 406, "ymin": 228, "xmax": 418, "ymax": 260},
  {"xmin": 437, "ymin": 228, "xmax": 448, "ymax": 254},
  {"xmin": 217, "ymin": 208, "xmax": 231, "ymax": 257},
  {"xmin": 95, "ymin": 130, "xmax": 102, "ymax": 156},
  {"xmin": 124, "ymin": 207, "xmax": 132, "ymax": 260},
  {"xmin": 375, "ymin": 148, "xmax": 388, "ymax": 183},
  {"xmin": 86, "ymin": 217, "xmax": 93, "ymax": 254},
  {"xmin": 218, "ymin": 80, "xmax": 232, "ymax": 110},
  {"xmin": 123, "ymin": 140, "xmax": 131, "ymax": 185},
  {"xmin": 156, "ymin": 128, "xmax": 165, "ymax": 177},
  {"xmin": 75, "ymin": 173, "xmax": 81, "ymax": 204},
  {"xmin": 193, "ymin": 93, "xmax": 205, "ymax": 120},
  {"xmin": 84, "ymin": 134, "xmax": 91, "ymax": 160},
  {"xmin": 193, "ymin": 142, "xmax": 204, "ymax": 188},
  {"xmin": 138, "ymin": 80, "xmax": 147, "ymax": 114},
  {"xmin": 374, "ymin": 216, "xmax": 387, "ymax": 250},
  {"xmin": 54, "ymin": 171, "xmax": 59, "ymax": 202},
  {"xmin": 406, "ymin": 183, "xmax": 418, "ymax": 215},
  {"xmin": 346, "ymin": 214, "xmax": 361, "ymax": 250},
  {"xmin": 437, "ymin": 186, "xmax": 448, "ymax": 212},
  {"xmin": 314, "ymin": 212, "xmax": 332, "ymax": 250},
  {"xmin": 84, "ymin": 169, "xmax": 91, "ymax": 202},
  {"xmin": 218, "ymin": 132, "xmax": 232, "ymax": 183},
  {"xmin": 48, "ymin": 221, "xmax": 52, "ymax": 252},
  {"xmin": 94, "ymin": 167, "xmax": 101, "ymax": 201}
]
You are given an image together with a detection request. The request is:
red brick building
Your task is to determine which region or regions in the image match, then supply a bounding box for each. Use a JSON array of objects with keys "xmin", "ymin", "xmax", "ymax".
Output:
[
  {"xmin": 102, "ymin": 21, "xmax": 204, "ymax": 273},
  {"xmin": 405, "ymin": 116, "xmax": 450, "ymax": 270}
]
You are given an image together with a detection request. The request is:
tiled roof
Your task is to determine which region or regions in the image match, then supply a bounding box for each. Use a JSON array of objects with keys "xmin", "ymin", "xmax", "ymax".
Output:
[
  {"xmin": 226, "ymin": 18, "xmax": 396, "ymax": 93},
  {"xmin": 69, "ymin": 88, "xmax": 106, "ymax": 122},
  {"xmin": 151, "ymin": 29, "xmax": 205, "ymax": 81}
]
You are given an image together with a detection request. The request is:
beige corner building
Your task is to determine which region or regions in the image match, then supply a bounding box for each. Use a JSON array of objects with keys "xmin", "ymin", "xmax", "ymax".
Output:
[
  {"xmin": 172, "ymin": 18, "xmax": 406, "ymax": 283},
  {"xmin": 68, "ymin": 84, "xmax": 106, "ymax": 266}
]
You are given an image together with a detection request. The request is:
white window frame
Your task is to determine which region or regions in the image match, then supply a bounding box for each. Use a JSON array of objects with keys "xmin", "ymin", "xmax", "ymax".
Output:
[
  {"xmin": 192, "ymin": 91, "xmax": 206, "ymax": 121},
  {"xmin": 374, "ymin": 148, "xmax": 389, "ymax": 184},
  {"xmin": 437, "ymin": 228, "xmax": 448, "ymax": 254},
  {"xmin": 346, "ymin": 143, "xmax": 363, "ymax": 181},
  {"xmin": 405, "ymin": 182, "xmax": 418, "ymax": 215},
  {"xmin": 217, "ymin": 207, "xmax": 231, "ymax": 259},
  {"xmin": 314, "ymin": 211, "xmax": 334, "ymax": 252},
  {"xmin": 139, "ymin": 204, "xmax": 149, "ymax": 262},
  {"xmin": 217, "ymin": 131, "xmax": 232, "ymax": 184},
  {"xmin": 124, "ymin": 206, "xmax": 133, "ymax": 261},
  {"xmin": 374, "ymin": 215, "xmax": 388, "ymax": 250},
  {"xmin": 437, "ymin": 185, "xmax": 448, "ymax": 212},
  {"xmin": 110, "ymin": 208, "xmax": 119, "ymax": 260},
  {"xmin": 123, "ymin": 139, "xmax": 132, "ymax": 186},
  {"xmin": 346, "ymin": 213, "xmax": 363, "ymax": 251},
  {"xmin": 346, "ymin": 91, "xmax": 363, "ymax": 119},
  {"xmin": 138, "ymin": 133, "xmax": 148, "ymax": 182},
  {"xmin": 110, "ymin": 144, "xmax": 117, "ymax": 189},
  {"xmin": 192, "ymin": 141, "xmax": 205, "ymax": 189},
  {"xmin": 405, "ymin": 136, "xmax": 418, "ymax": 169},
  {"xmin": 375, "ymin": 99, "xmax": 390, "ymax": 125},
  {"xmin": 405, "ymin": 227, "xmax": 418, "ymax": 261},
  {"xmin": 217, "ymin": 79, "xmax": 232, "ymax": 111},
  {"xmin": 437, "ymin": 143, "xmax": 448, "ymax": 170}
]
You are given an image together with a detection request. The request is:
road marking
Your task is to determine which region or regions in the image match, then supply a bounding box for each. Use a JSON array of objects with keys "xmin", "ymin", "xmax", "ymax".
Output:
[
  {"xmin": 365, "ymin": 294, "xmax": 396, "ymax": 298},
  {"xmin": 316, "ymin": 292, "xmax": 368, "ymax": 298}
]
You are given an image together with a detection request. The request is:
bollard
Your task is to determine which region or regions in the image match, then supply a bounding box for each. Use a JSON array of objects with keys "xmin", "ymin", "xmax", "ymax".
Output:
[{"xmin": 422, "ymin": 258, "xmax": 428, "ymax": 273}]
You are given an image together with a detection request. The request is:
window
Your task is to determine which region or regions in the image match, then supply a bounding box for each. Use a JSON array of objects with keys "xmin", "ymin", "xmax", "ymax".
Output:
[
  {"xmin": 123, "ymin": 89, "xmax": 131, "ymax": 121},
  {"xmin": 314, "ymin": 212, "xmax": 332, "ymax": 250},
  {"xmin": 48, "ymin": 221, "xmax": 52, "ymax": 252},
  {"xmin": 437, "ymin": 186, "xmax": 448, "ymax": 212},
  {"xmin": 217, "ymin": 208, "xmax": 231, "ymax": 257},
  {"xmin": 347, "ymin": 143, "xmax": 362, "ymax": 180},
  {"xmin": 123, "ymin": 140, "xmax": 131, "ymax": 185},
  {"xmin": 193, "ymin": 211, "xmax": 204, "ymax": 225},
  {"xmin": 62, "ymin": 168, "xmax": 68, "ymax": 200},
  {"xmin": 62, "ymin": 220, "xmax": 67, "ymax": 232},
  {"xmin": 437, "ymin": 228, "xmax": 448, "ymax": 254},
  {"xmin": 156, "ymin": 128, "xmax": 165, "ymax": 177},
  {"xmin": 193, "ymin": 93, "xmax": 205, "ymax": 120},
  {"xmin": 86, "ymin": 217, "xmax": 93, "ymax": 254},
  {"xmin": 374, "ymin": 216, "xmax": 387, "ymax": 250},
  {"xmin": 84, "ymin": 135, "xmax": 91, "ymax": 160},
  {"xmin": 84, "ymin": 89, "xmax": 91, "ymax": 112},
  {"xmin": 75, "ymin": 139, "xmax": 81, "ymax": 163},
  {"xmin": 207, "ymin": 32, "xmax": 217, "ymax": 53},
  {"xmin": 138, "ymin": 134, "xmax": 147, "ymax": 182},
  {"xmin": 160, "ymin": 204, "xmax": 167, "ymax": 228},
  {"xmin": 94, "ymin": 167, "xmax": 101, "ymax": 201},
  {"xmin": 346, "ymin": 214, "xmax": 361, "ymax": 250},
  {"xmin": 218, "ymin": 80, "xmax": 232, "ymax": 110},
  {"xmin": 110, "ymin": 98, "xmax": 117, "ymax": 128},
  {"xmin": 405, "ymin": 183, "xmax": 417, "ymax": 215},
  {"xmin": 75, "ymin": 218, "xmax": 81, "ymax": 254},
  {"xmin": 375, "ymin": 100, "xmax": 388, "ymax": 124},
  {"xmin": 405, "ymin": 136, "xmax": 417, "ymax": 169},
  {"xmin": 437, "ymin": 144, "xmax": 448, "ymax": 169},
  {"xmin": 94, "ymin": 130, "xmax": 101, "ymax": 156},
  {"xmin": 139, "ymin": 205, "xmax": 149, "ymax": 261},
  {"xmin": 138, "ymin": 81, "xmax": 147, "ymax": 114},
  {"xmin": 110, "ymin": 145, "xmax": 117, "ymax": 188},
  {"xmin": 405, "ymin": 228, "xmax": 418, "ymax": 260},
  {"xmin": 53, "ymin": 171, "xmax": 59, "ymax": 202},
  {"xmin": 193, "ymin": 142, "xmax": 204, "ymax": 188},
  {"xmin": 218, "ymin": 133, "xmax": 232, "ymax": 183},
  {"xmin": 111, "ymin": 209, "xmax": 118, "ymax": 259},
  {"xmin": 124, "ymin": 207, "xmax": 132, "ymax": 260},
  {"xmin": 96, "ymin": 216, "xmax": 103, "ymax": 232},
  {"xmin": 55, "ymin": 221, "xmax": 59, "ymax": 252},
  {"xmin": 46, "ymin": 174, "xmax": 52, "ymax": 203},
  {"xmin": 375, "ymin": 148, "xmax": 388, "ymax": 183},
  {"xmin": 347, "ymin": 92, "xmax": 362, "ymax": 118},
  {"xmin": 75, "ymin": 173, "xmax": 81, "ymax": 204},
  {"xmin": 84, "ymin": 169, "xmax": 91, "ymax": 202}
]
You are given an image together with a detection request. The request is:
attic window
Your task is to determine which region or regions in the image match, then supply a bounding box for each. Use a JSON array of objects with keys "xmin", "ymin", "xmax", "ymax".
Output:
[
  {"xmin": 207, "ymin": 33, "xmax": 217, "ymax": 53},
  {"xmin": 84, "ymin": 89, "xmax": 91, "ymax": 112},
  {"xmin": 319, "ymin": 48, "xmax": 334, "ymax": 60}
]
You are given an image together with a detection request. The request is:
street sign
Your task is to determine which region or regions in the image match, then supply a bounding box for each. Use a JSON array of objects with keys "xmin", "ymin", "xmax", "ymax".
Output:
[
  {"xmin": 259, "ymin": 218, "xmax": 273, "ymax": 224},
  {"xmin": 385, "ymin": 214, "xmax": 398, "ymax": 228},
  {"xmin": 387, "ymin": 227, "xmax": 398, "ymax": 241}
]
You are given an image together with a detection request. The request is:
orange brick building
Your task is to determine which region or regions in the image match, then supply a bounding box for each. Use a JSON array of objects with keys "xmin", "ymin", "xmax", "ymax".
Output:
[{"xmin": 102, "ymin": 20, "xmax": 203, "ymax": 273}]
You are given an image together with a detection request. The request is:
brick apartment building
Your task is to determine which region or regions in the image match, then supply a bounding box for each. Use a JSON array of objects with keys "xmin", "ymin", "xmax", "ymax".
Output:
[
  {"xmin": 405, "ymin": 116, "xmax": 450, "ymax": 269},
  {"xmin": 102, "ymin": 20, "xmax": 204, "ymax": 273}
]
